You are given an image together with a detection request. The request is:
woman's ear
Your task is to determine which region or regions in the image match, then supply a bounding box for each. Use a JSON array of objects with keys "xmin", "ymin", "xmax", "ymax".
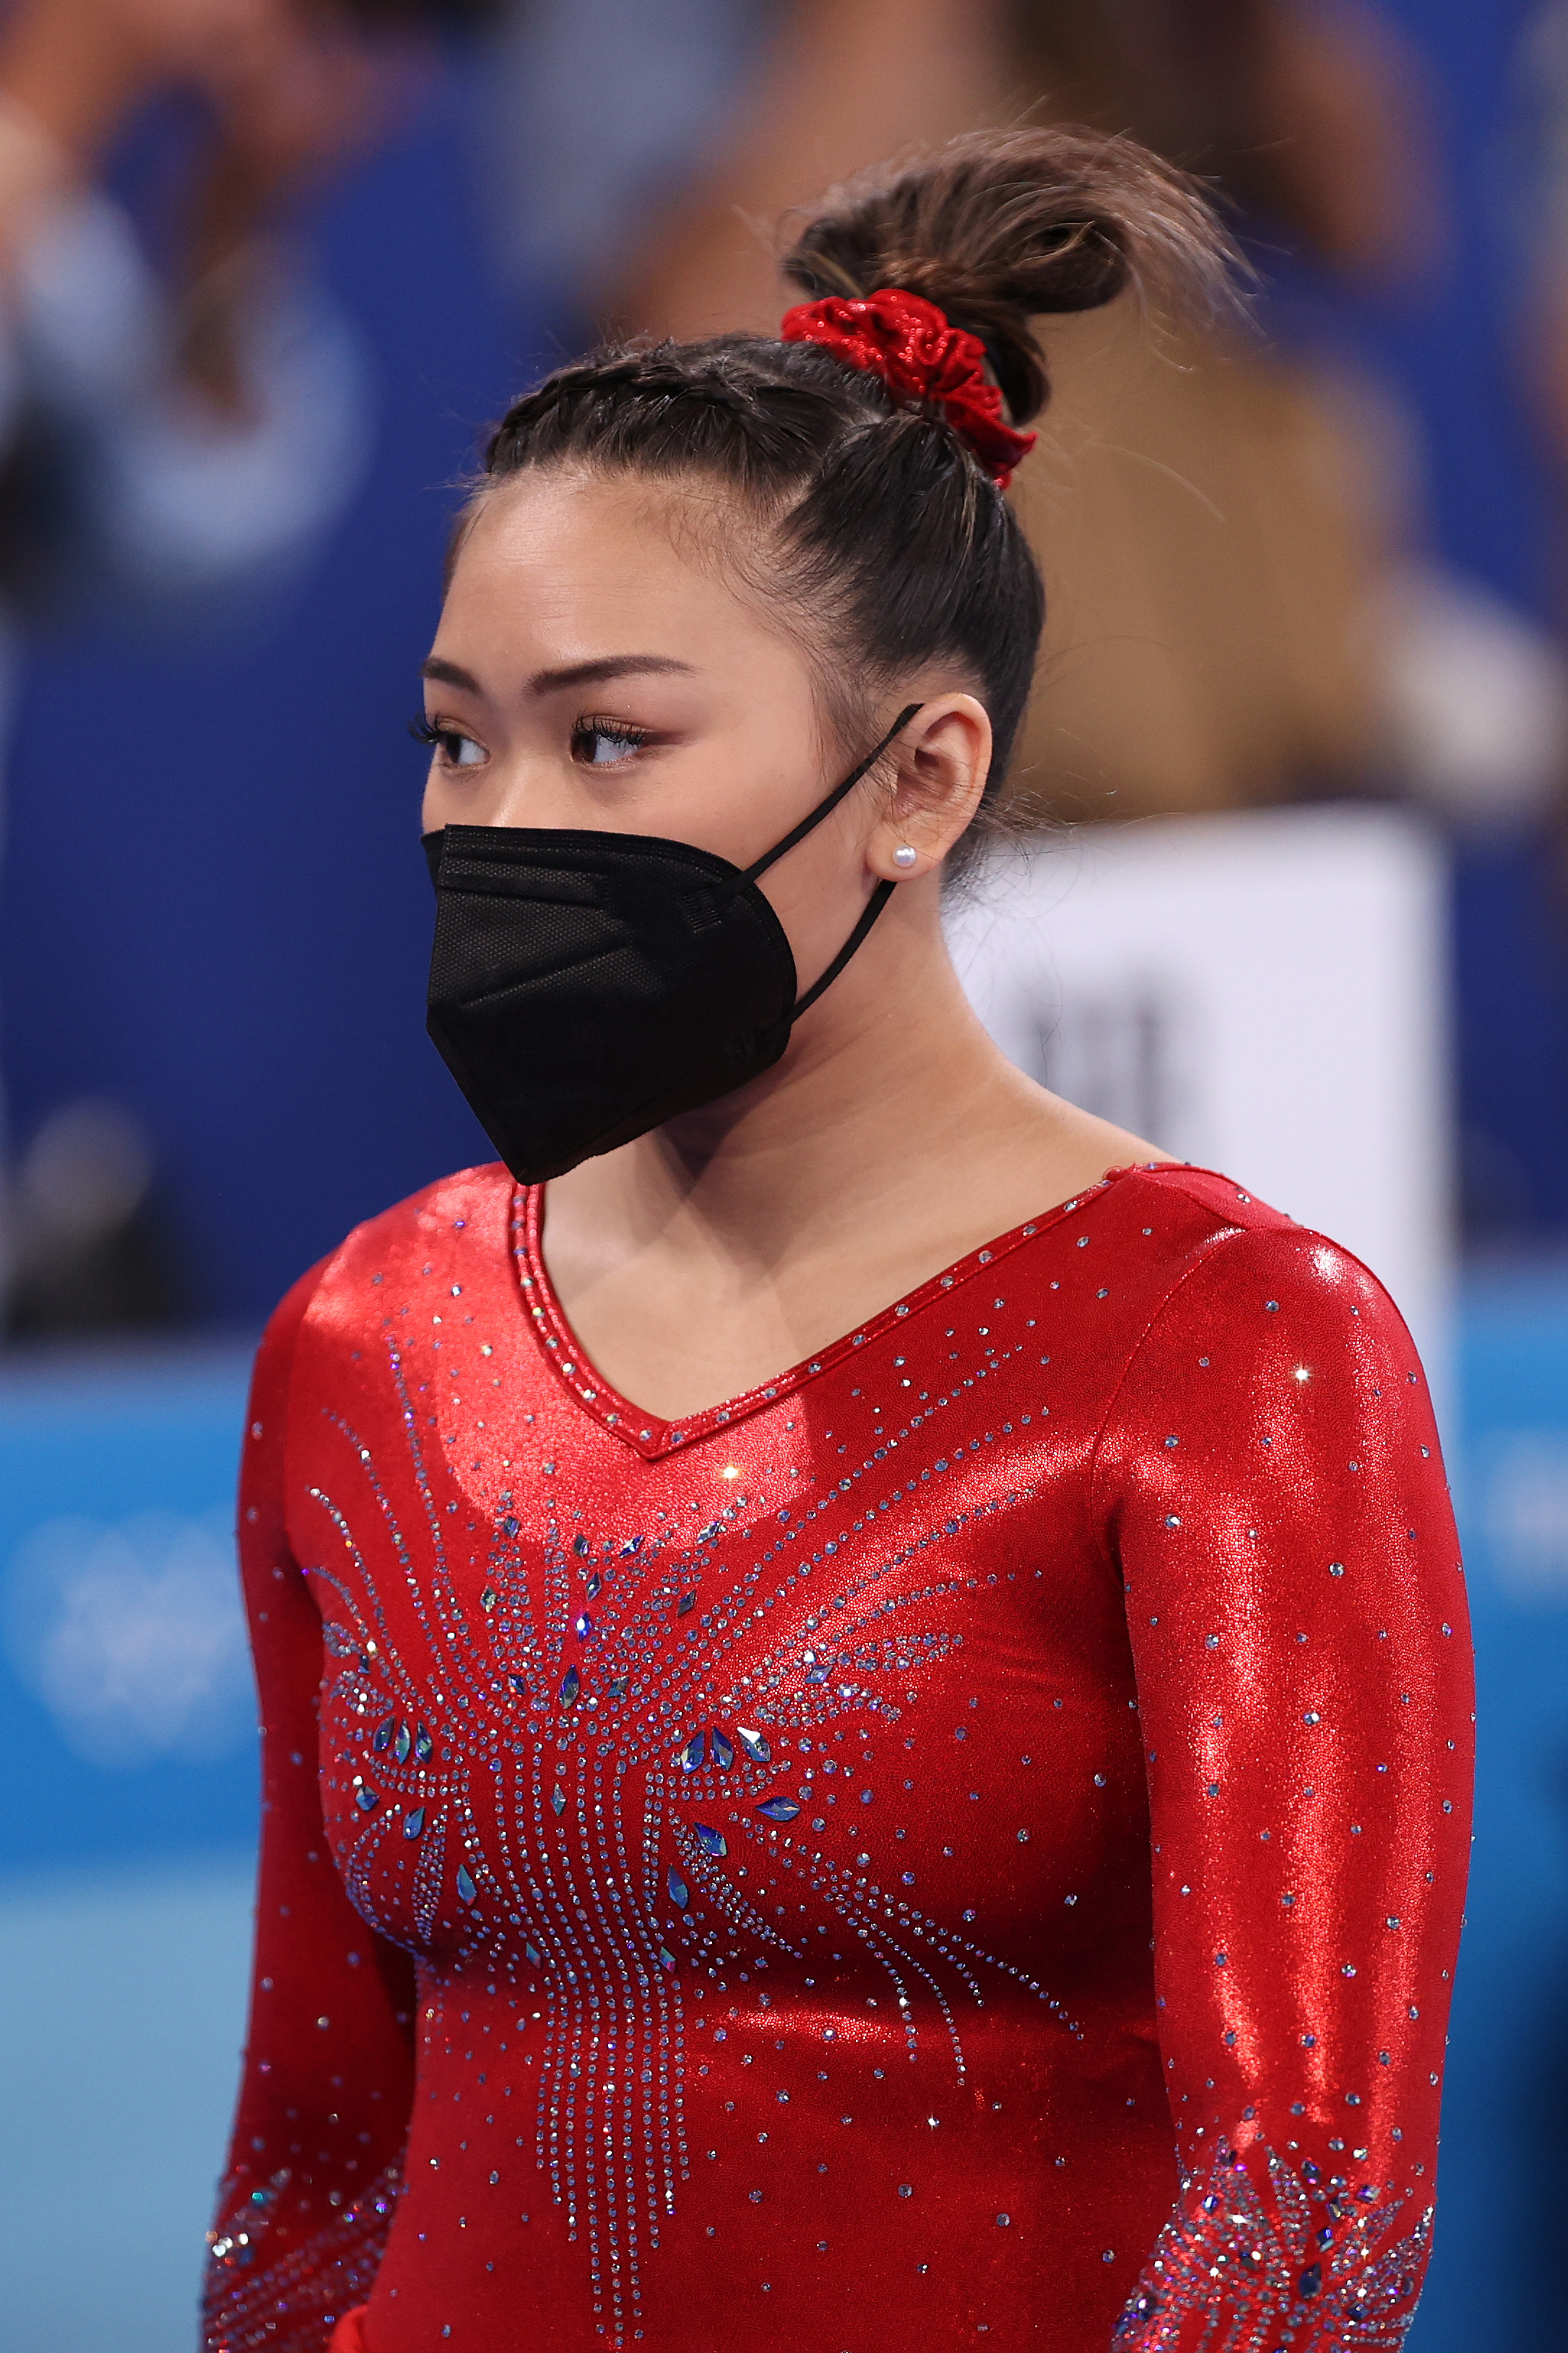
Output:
[{"xmin": 866, "ymin": 695, "xmax": 992, "ymax": 882}]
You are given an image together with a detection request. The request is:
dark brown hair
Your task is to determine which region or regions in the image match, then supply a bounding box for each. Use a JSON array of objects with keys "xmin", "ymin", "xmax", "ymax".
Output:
[{"xmin": 474, "ymin": 128, "xmax": 1237, "ymax": 866}]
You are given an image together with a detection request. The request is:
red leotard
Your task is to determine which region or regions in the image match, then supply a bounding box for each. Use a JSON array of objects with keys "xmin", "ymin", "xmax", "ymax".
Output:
[{"xmin": 204, "ymin": 1162, "xmax": 1472, "ymax": 2352}]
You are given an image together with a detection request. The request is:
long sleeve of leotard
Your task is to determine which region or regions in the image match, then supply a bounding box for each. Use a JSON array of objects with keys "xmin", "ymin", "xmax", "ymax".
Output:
[
  {"xmin": 203, "ymin": 1266, "xmax": 417, "ymax": 2353},
  {"xmin": 1093, "ymin": 1224, "xmax": 1473, "ymax": 2350}
]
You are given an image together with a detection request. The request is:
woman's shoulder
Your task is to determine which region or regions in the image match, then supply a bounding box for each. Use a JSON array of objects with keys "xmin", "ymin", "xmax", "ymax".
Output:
[
  {"xmin": 255, "ymin": 1162, "xmax": 518, "ymax": 1362},
  {"xmin": 1099, "ymin": 1160, "xmax": 1420, "ymax": 1365}
]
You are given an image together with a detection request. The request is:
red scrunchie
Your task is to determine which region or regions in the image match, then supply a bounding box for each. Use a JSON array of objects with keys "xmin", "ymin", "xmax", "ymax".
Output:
[{"xmin": 779, "ymin": 288, "xmax": 1036, "ymax": 488}]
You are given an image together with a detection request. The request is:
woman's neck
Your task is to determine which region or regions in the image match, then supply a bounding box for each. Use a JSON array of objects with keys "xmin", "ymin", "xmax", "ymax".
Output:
[{"xmin": 537, "ymin": 903, "xmax": 1164, "ymax": 1421}]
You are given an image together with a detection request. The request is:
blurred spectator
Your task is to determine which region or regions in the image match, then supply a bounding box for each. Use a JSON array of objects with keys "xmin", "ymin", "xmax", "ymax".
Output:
[
  {"xmin": 0, "ymin": 0, "xmax": 464, "ymax": 1331},
  {"xmin": 491, "ymin": 0, "xmax": 1565, "ymax": 836},
  {"xmin": 0, "ymin": 0, "xmax": 389, "ymax": 626},
  {"xmin": 1514, "ymin": 1, "xmax": 1568, "ymax": 492},
  {"xmin": 5, "ymin": 1097, "xmax": 178, "ymax": 1334}
]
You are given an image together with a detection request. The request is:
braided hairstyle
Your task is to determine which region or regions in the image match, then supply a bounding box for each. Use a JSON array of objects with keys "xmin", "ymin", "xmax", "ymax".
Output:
[{"xmin": 472, "ymin": 128, "xmax": 1236, "ymax": 868}]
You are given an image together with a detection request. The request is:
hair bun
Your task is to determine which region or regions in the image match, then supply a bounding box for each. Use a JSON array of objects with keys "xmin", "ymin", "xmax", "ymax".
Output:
[{"xmin": 780, "ymin": 126, "xmax": 1239, "ymax": 432}]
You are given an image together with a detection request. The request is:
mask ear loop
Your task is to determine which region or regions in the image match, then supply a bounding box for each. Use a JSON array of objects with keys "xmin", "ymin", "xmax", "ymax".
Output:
[
  {"xmin": 742, "ymin": 702, "xmax": 922, "ymax": 884},
  {"xmin": 789, "ymin": 875, "xmax": 896, "ymax": 1018},
  {"xmin": 741, "ymin": 701, "xmax": 923, "ymax": 1020}
]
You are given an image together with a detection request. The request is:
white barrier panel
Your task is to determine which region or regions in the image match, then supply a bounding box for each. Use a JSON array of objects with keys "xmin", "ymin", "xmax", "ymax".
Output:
[{"xmin": 947, "ymin": 807, "xmax": 1453, "ymax": 1379}]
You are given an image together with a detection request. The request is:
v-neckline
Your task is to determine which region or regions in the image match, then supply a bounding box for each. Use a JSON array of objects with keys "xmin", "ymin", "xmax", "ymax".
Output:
[{"xmin": 509, "ymin": 1166, "xmax": 1142, "ymax": 1462}]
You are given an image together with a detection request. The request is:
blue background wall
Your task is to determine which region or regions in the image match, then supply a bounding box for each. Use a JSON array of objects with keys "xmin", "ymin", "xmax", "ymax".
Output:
[{"xmin": 0, "ymin": 77, "xmax": 502, "ymax": 1326}]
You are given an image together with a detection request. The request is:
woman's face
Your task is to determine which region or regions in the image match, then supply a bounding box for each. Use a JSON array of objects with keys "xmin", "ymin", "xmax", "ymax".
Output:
[{"xmin": 420, "ymin": 467, "xmax": 978, "ymax": 999}]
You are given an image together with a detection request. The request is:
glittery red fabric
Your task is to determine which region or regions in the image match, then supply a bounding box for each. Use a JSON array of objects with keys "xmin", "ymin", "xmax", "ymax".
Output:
[
  {"xmin": 204, "ymin": 1161, "xmax": 1472, "ymax": 2353},
  {"xmin": 779, "ymin": 289, "xmax": 1039, "ymax": 485}
]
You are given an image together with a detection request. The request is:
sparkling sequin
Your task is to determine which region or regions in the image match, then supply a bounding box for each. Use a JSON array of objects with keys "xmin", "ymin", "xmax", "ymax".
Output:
[{"xmin": 1114, "ymin": 2140, "xmax": 1430, "ymax": 2349}]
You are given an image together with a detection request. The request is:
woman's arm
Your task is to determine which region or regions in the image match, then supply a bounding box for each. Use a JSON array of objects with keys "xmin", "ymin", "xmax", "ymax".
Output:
[
  {"xmin": 204, "ymin": 1263, "xmax": 417, "ymax": 2353},
  {"xmin": 1093, "ymin": 1211, "xmax": 1473, "ymax": 2348}
]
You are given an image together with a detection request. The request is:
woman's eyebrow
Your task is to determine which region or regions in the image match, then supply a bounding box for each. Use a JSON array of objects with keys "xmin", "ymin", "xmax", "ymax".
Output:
[
  {"xmin": 420, "ymin": 652, "xmax": 696, "ymax": 700},
  {"xmin": 528, "ymin": 654, "xmax": 696, "ymax": 694},
  {"xmin": 420, "ymin": 656, "xmax": 481, "ymax": 691}
]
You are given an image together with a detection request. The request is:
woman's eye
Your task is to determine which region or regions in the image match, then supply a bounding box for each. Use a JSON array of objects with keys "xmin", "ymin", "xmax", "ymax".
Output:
[
  {"xmin": 572, "ymin": 720, "xmax": 648, "ymax": 767},
  {"xmin": 413, "ymin": 715, "xmax": 486, "ymax": 769}
]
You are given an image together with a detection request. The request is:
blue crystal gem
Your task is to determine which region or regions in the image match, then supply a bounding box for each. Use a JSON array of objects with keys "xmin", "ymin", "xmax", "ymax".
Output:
[
  {"xmin": 677, "ymin": 1592, "xmax": 696, "ymax": 1615},
  {"xmin": 679, "ymin": 1730, "xmax": 706, "ymax": 1772},
  {"xmin": 574, "ymin": 1612, "xmax": 594, "ymax": 1641},
  {"xmin": 1114, "ymin": 2291, "xmax": 1159, "ymax": 2339},
  {"xmin": 805, "ymin": 1654, "xmax": 831, "ymax": 1683},
  {"xmin": 393, "ymin": 1721, "xmax": 411, "ymax": 1763},
  {"xmin": 414, "ymin": 1723, "xmax": 433, "ymax": 1761},
  {"xmin": 1297, "ymin": 2264, "xmax": 1322, "ymax": 2300},
  {"xmin": 404, "ymin": 1807, "xmax": 425, "ymax": 1839},
  {"xmin": 711, "ymin": 1729, "xmax": 735, "ymax": 1770},
  {"xmin": 620, "ymin": 1535, "xmax": 644, "ymax": 1556},
  {"xmin": 693, "ymin": 1822, "xmax": 727, "ymax": 1857},
  {"xmin": 508, "ymin": 1675, "xmax": 527, "ymax": 1694},
  {"xmin": 373, "ymin": 1717, "xmax": 394, "ymax": 1752},
  {"xmin": 667, "ymin": 1865, "xmax": 690, "ymax": 1907},
  {"xmin": 525, "ymin": 1940, "xmax": 542, "ymax": 1966},
  {"xmin": 659, "ymin": 1945, "xmax": 677, "ymax": 1970},
  {"xmin": 736, "ymin": 1725, "xmax": 771, "ymax": 1763},
  {"xmin": 456, "ymin": 1865, "xmax": 477, "ymax": 1902},
  {"xmin": 758, "ymin": 1796, "xmax": 800, "ymax": 1822},
  {"xmin": 607, "ymin": 1675, "xmax": 628, "ymax": 1701},
  {"xmin": 551, "ymin": 1784, "xmax": 566, "ymax": 1817},
  {"xmin": 586, "ymin": 1571, "xmax": 602, "ymax": 1598},
  {"xmin": 501, "ymin": 1515, "xmax": 519, "ymax": 1537},
  {"xmin": 560, "ymin": 1665, "xmax": 581, "ymax": 1707},
  {"xmin": 355, "ymin": 1784, "xmax": 378, "ymax": 1812},
  {"xmin": 573, "ymin": 1534, "xmax": 590, "ymax": 1556}
]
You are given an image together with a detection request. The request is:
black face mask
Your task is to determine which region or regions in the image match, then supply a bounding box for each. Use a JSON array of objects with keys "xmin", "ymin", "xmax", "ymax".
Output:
[{"xmin": 423, "ymin": 704, "xmax": 921, "ymax": 1184}]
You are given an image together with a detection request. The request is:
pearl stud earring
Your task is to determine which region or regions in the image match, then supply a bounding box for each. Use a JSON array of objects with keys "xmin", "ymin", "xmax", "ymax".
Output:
[{"xmin": 893, "ymin": 844, "xmax": 919, "ymax": 869}]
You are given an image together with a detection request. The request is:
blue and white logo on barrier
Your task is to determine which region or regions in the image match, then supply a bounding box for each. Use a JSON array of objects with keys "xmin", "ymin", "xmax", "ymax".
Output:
[{"xmin": 3, "ymin": 1507, "xmax": 252, "ymax": 1771}]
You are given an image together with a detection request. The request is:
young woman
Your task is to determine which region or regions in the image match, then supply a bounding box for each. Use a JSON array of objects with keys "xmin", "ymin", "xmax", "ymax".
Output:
[{"xmin": 204, "ymin": 129, "xmax": 1472, "ymax": 2353}]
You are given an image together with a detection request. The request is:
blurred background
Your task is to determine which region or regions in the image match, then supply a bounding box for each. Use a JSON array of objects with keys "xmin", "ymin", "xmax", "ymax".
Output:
[{"xmin": 1, "ymin": 1, "xmax": 1565, "ymax": 2346}]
